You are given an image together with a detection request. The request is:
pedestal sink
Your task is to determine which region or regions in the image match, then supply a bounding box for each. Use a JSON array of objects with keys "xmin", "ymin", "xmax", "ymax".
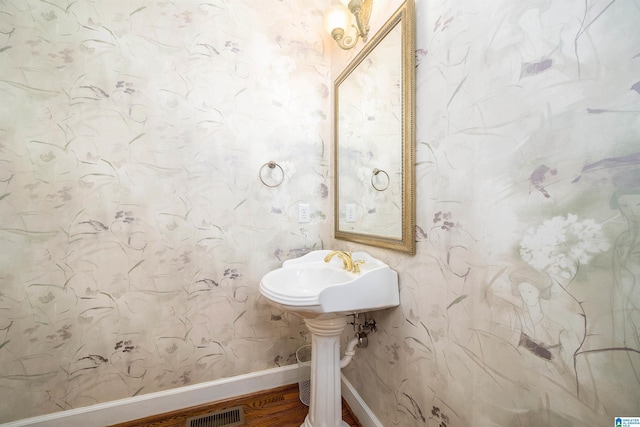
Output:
[{"xmin": 259, "ymin": 250, "xmax": 399, "ymax": 427}]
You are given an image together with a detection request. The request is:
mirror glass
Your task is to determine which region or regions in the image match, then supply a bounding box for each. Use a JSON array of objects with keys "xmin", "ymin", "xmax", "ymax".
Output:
[{"xmin": 334, "ymin": 0, "xmax": 415, "ymax": 254}]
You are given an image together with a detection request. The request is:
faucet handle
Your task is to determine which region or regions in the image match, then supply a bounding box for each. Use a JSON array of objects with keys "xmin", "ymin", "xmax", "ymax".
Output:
[{"xmin": 352, "ymin": 260, "xmax": 365, "ymax": 273}]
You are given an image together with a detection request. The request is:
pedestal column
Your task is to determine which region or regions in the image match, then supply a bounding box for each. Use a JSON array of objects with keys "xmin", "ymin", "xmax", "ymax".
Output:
[{"xmin": 301, "ymin": 316, "xmax": 349, "ymax": 427}]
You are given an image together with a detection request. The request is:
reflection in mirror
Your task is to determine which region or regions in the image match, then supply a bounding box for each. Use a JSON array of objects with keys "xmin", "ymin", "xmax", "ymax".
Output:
[{"xmin": 334, "ymin": 0, "xmax": 415, "ymax": 254}]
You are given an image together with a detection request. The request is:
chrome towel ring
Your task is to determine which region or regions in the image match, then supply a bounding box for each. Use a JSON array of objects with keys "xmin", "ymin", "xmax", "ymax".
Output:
[
  {"xmin": 259, "ymin": 161, "xmax": 284, "ymax": 188},
  {"xmin": 371, "ymin": 168, "xmax": 389, "ymax": 191}
]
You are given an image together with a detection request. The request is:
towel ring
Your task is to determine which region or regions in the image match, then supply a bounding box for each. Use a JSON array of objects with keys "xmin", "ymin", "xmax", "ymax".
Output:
[
  {"xmin": 371, "ymin": 168, "xmax": 390, "ymax": 192},
  {"xmin": 259, "ymin": 161, "xmax": 284, "ymax": 188}
]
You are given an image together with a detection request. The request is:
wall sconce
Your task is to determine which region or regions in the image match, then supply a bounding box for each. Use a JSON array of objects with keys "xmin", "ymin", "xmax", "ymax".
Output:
[{"xmin": 324, "ymin": 0, "xmax": 373, "ymax": 50}]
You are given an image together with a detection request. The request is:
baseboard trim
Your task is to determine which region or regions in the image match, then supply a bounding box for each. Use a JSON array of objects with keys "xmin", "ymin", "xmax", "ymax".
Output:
[
  {"xmin": 3, "ymin": 365, "xmax": 299, "ymax": 427},
  {"xmin": 3, "ymin": 366, "xmax": 381, "ymax": 427},
  {"xmin": 341, "ymin": 374, "xmax": 383, "ymax": 427}
]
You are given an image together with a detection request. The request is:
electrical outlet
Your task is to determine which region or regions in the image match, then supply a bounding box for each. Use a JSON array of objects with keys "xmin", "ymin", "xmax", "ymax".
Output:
[
  {"xmin": 346, "ymin": 203, "xmax": 356, "ymax": 222},
  {"xmin": 298, "ymin": 203, "xmax": 310, "ymax": 223}
]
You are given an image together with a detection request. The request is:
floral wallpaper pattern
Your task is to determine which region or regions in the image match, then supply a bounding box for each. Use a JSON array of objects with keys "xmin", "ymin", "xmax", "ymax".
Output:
[
  {"xmin": 339, "ymin": 0, "xmax": 640, "ymax": 425},
  {"xmin": 0, "ymin": 0, "xmax": 330, "ymax": 422},
  {"xmin": 2, "ymin": 0, "xmax": 640, "ymax": 425}
]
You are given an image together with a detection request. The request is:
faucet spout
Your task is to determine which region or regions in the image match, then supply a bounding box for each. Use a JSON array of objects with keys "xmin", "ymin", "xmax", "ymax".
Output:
[{"xmin": 324, "ymin": 250, "xmax": 354, "ymax": 272}]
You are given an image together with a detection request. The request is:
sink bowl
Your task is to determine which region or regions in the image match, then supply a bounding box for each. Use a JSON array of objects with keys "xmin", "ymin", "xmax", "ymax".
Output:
[{"xmin": 259, "ymin": 250, "xmax": 399, "ymax": 318}]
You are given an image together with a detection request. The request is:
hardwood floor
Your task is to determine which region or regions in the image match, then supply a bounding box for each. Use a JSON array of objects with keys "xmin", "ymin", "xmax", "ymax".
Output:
[{"xmin": 108, "ymin": 383, "xmax": 361, "ymax": 427}]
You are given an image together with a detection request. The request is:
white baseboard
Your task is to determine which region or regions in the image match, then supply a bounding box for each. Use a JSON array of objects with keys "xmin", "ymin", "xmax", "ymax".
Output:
[
  {"xmin": 341, "ymin": 374, "xmax": 383, "ymax": 427},
  {"xmin": 2, "ymin": 365, "xmax": 298, "ymax": 427},
  {"xmin": 3, "ymin": 367, "xmax": 381, "ymax": 427}
]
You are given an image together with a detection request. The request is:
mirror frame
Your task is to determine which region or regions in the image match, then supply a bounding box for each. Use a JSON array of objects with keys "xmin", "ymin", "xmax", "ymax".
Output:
[{"xmin": 333, "ymin": 0, "xmax": 415, "ymax": 254}]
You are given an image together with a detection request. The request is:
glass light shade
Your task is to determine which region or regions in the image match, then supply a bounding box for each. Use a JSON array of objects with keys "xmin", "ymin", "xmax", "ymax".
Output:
[
  {"xmin": 339, "ymin": 0, "xmax": 351, "ymax": 6},
  {"xmin": 324, "ymin": 4, "xmax": 351, "ymax": 34}
]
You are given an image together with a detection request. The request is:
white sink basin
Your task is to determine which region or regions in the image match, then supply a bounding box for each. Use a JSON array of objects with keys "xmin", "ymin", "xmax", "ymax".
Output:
[{"xmin": 259, "ymin": 250, "xmax": 399, "ymax": 318}]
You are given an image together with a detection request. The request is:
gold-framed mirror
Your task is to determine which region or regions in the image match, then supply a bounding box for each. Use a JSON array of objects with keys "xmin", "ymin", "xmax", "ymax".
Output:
[{"xmin": 334, "ymin": 0, "xmax": 415, "ymax": 254}]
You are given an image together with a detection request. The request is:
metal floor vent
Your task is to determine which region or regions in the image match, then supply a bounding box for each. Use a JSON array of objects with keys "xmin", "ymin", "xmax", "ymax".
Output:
[{"xmin": 186, "ymin": 406, "xmax": 245, "ymax": 427}]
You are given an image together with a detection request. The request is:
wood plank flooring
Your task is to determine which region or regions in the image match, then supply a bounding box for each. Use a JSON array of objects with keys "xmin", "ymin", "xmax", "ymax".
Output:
[{"xmin": 108, "ymin": 383, "xmax": 361, "ymax": 427}]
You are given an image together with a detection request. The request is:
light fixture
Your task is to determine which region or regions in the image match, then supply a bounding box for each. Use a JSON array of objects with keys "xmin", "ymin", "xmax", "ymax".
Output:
[{"xmin": 324, "ymin": 0, "xmax": 373, "ymax": 50}]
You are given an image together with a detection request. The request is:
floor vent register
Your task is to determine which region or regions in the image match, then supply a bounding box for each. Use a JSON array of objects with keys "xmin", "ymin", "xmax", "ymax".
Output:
[{"xmin": 186, "ymin": 406, "xmax": 245, "ymax": 427}]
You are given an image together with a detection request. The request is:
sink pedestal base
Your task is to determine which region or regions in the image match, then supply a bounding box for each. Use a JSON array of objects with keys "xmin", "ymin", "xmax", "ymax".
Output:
[{"xmin": 301, "ymin": 316, "xmax": 349, "ymax": 427}]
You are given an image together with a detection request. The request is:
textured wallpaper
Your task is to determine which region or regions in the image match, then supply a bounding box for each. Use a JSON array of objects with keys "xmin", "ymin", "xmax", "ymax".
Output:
[
  {"xmin": 0, "ymin": 0, "xmax": 331, "ymax": 422},
  {"xmin": 2, "ymin": 0, "xmax": 640, "ymax": 425},
  {"xmin": 340, "ymin": 0, "xmax": 640, "ymax": 425}
]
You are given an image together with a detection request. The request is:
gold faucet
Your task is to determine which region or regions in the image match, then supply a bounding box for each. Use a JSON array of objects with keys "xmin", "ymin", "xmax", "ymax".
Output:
[{"xmin": 324, "ymin": 250, "xmax": 364, "ymax": 273}]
